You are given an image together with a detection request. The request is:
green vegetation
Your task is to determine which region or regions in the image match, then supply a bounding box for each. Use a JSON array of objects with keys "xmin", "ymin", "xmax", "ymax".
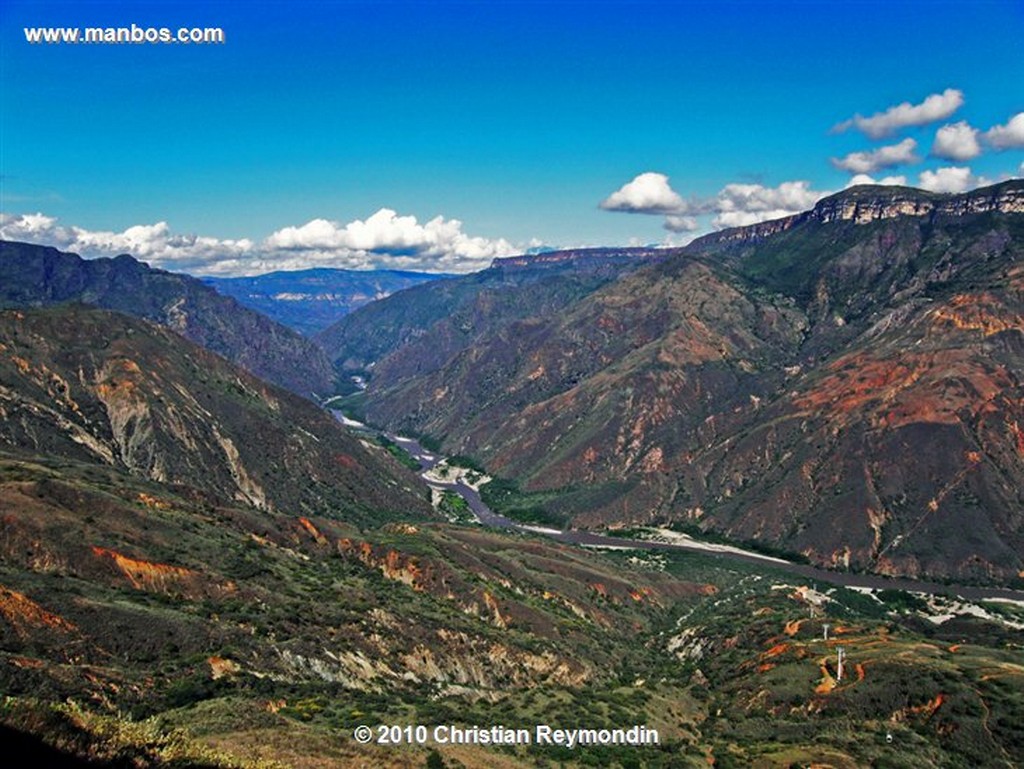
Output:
[
  {"xmin": 479, "ymin": 477, "xmax": 570, "ymax": 528},
  {"xmin": 0, "ymin": 698, "xmax": 282, "ymax": 768},
  {"xmin": 877, "ymin": 589, "xmax": 930, "ymax": 613},
  {"xmin": 437, "ymin": 490, "xmax": 475, "ymax": 524},
  {"xmin": 377, "ymin": 435, "xmax": 422, "ymax": 471},
  {"xmin": 325, "ymin": 393, "xmax": 368, "ymax": 424},
  {"xmin": 446, "ymin": 454, "xmax": 487, "ymax": 473},
  {"xmin": 4, "ymin": 211, "xmax": 1024, "ymax": 767},
  {"xmin": 3, "ymin": 467, "xmax": 1023, "ymax": 767}
]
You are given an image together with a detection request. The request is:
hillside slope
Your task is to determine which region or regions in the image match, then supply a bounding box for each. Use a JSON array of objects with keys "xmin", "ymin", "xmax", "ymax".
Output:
[
  {"xmin": 0, "ymin": 306, "xmax": 429, "ymax": 525},
  {"xmin": 0, "ymin": 241, "xmax": 337, "ymax": 398},
  {"xmin": 315, "ymin": 247, "xmax": 668, "ymax": 375}
]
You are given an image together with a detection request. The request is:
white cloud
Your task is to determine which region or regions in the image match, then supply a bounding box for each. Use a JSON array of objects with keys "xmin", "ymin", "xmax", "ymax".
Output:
[
  {"xmin": 831, "ymin": 138, "xmax": 919, "ymax": 174},
  {"xmin": 716, "ymin": 180, "xmax": 826, "ymax": 214},
  {"xmin": 845, "ymin": 174, "xmax": 907, "ymax": 187},
  {"xmin": 0, "ymin": 208, "xmax": 520, "ymax": 276},
  {"xmin": 0, "ymin": 213, "xmax": 254, "ymax": 274},
  {"xmin": 932, "ymin": 121, "xmax": 982, "ymax": 161},
  {"xmin": 712, "ymin": 209, "xmax": 800, "ymax": 229},
  {"xmin": 711, "ymin": 180, "xmax": 831, "ymax": 229},
  {"xmin": 984, "ymin": 112, "xmax": 1024, "ymax": 150},
  {"xmin": 917, "ymin": 166, "xmax": 975, "ymax": 193},
  {"xmin": 265, "ymin": 209, "xmax": 514, "ymax": 269},
  {"xmin": 0, "ymin": 212, "xmax": 59, "ymax": 236},
  {"xmin": 599, "ymin": 176, "xmax": 831, "ymax": 232},
  {"xmin": 600, "ymin": 172, "xmax": 688, "ymax": 214},
  {"xmin": 663, "ymin": 214, "xmax": 698, "ymax": 232},
  {"xmin": 834, "ymin": 88, "xmax": 964, "ymax": 139}
]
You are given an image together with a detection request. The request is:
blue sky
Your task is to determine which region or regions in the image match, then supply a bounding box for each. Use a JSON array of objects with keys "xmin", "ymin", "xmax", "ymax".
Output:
[{"xmin": 2, "ymin": 0, "xmax": 1023, "ymax": 275}]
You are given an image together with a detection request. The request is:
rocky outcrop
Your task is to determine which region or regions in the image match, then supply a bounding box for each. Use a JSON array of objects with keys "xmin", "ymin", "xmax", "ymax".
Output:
[
  {"xmin": 697, "ymin": 179, "xmax": 1024, "ymax": 246},
  {"xmin": 811, "ymin": 181, "xmax": 1024, "ymax": 224}
]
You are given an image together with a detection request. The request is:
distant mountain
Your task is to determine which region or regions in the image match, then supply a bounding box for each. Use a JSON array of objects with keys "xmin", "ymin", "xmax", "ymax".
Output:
[
  {"xmin": 202, "ymin": 267, "xmax": 454, "ymax": 336},
  {"xmin": 332, "ymin": 181, "xmax": 1024, "ymax": 583},
  {"xmin": 315, "ymin": 246, "xmax": 669, "ymax": 374},
  {"xmin": 0, "ymin": 305, "xmax": 430, "ymax": 524},
  {"xmin": 0, "ymin": 241, "xmax": 337, "ymax": 398}
]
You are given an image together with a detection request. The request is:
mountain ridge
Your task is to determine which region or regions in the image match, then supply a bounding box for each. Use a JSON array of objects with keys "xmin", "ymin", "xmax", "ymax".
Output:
[
  {"xmin": 694, "ymin": 179, "xmax": 1024, "ymax": 247},
  {"xmin": 202, "ymin": 267, "xmax": 454, "ymax": 335},
  {"xmin": 0, "ymin": 241, "xmax": 337, "ymax": 397},
  {"xmin": 332, "ymin": 181, "xmax": 1024, "ymax": 583}
]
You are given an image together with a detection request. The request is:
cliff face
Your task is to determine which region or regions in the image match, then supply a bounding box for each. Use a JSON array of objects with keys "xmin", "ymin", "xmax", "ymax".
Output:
[
  {"xmin": 811, "ymin": 181, "xmax": 1024, "ymax": 224},
  {"xmin": 698, "ymin": 180, "xmax": 1024, "ymax": 246}
]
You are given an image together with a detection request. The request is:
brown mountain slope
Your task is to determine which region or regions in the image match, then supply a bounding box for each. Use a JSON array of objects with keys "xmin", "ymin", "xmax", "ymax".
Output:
[
  {"xmin": 0, "ymin": 306, "xmax": 430, "ymax": 526},
  {"xmin": 0, "ymin": 241, "xmax": 337, "ymax": 398},
  {"xmin": 5, "ymin": 452, "xmax": 1022, "ymax": 768},
  {"xmin": 345, "ymin": 181, "xmax": 1024, "ymax": 582},
  {"xmin": 315, "ymin": 246, "xmax": 667, "ymax": 375},
  {"xmin": 682, "ymin": 282, "xmax": 1024, "ymax": 581}
]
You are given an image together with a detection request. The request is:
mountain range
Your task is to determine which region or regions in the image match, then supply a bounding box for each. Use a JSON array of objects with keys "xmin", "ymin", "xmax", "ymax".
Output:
[
  {"xmin": 0, "ymin": 242, "xmax": 337, "ymax": 398},
  {"xmin": 1, "ymin": 182, "xmax": 1023, "ymax": 767},
  {"xmin": 202, "ymin": 267, "xmax": 454, "ymax": 336},
  {"xmin": 320, "ymin": 180, "xmax": 1024, "ymax": 584},
  {"xmin": 315, "ymin": 246, "xmax": 667, "ymax": 375}
]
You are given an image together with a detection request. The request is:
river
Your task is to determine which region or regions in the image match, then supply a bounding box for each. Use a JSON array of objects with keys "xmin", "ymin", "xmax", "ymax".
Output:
[{"xmin": 336, "ymin": 412, "xmax": 1024, "ymax": 603}]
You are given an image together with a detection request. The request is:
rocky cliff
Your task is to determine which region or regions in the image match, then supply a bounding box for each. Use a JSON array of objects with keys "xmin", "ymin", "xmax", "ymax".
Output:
[{"xmin": 698, "ymin": 179, "xmax": 1024, "ymax": 246}]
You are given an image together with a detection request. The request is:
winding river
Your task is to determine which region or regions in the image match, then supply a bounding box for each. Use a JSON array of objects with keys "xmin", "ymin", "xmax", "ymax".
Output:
[{"xmin": 336, "ymin": 412, "xmax": 1024, "ymax": 604}]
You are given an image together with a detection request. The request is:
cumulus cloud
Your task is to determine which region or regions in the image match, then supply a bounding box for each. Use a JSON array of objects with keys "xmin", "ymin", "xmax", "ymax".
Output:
[
  {"xmin": 0, "ymin": 213, "xmax": 255, "ymax": 274},
  {"xmin": 712, "ymin": 180, "xmax": 829, "ymax": 228},
  {"xmin": 706, "ymin": 182, "xmax": 828, "ymax": 229},
  {"xmin": 599, "ymin": 172, "xmax": 688, "ymax": 214},
  {"xmin": 984, "ymin": 112, "xmax": 1024, "ymax": 150},
  {"xmin": 834, "ymin": 88, "xmax": 964, "ymax": 139},
  {"xmin": 917, "ymin": 166, "xmax": 975, "ymax": 193},
  {"xmin": 265, "ymin": 209, "xmax": 517, "ymax": 272},
  {"xmin": 601, "ymin": 174, "xmax": 832, "ymax": 232},
  {"xmin": 932, "ymin": 121, "xmax": 982, "ymax": 161},
  {"xmin": 831, "ymin": 138, "xmax": 919, "ymax": 174},
  {"xmin": 845, "ymin": 174, "xmax": 908, "ymax": 187},
  {"xmin": 0, "ymin": 208, "xmax": 520, "ymax": 276},
  {"xmin": 663, "ymin": 214, "xmax": 699, "ymax": 232}
]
